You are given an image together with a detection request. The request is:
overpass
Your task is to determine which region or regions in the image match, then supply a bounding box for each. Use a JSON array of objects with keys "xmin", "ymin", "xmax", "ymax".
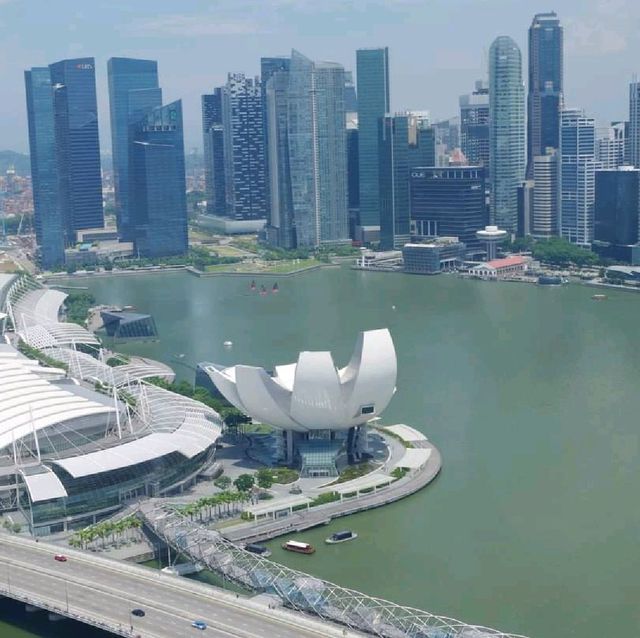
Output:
[{"xmin": 0, "ymin": 532, "xmax": 366, "ymax": 638}]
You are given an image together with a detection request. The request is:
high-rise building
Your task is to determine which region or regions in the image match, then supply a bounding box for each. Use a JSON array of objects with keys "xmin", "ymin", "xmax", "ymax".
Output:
[
  {"xmin": 107, "ymin": 58, "xmax": 161, "ymax": 240},
  {"xmin": 531, "ymin": 149, "xmax": 559, "ymax": 238},
  {"xmin": 287, "ymin": 50, "xmax": 349, "ymax": 248},
  {"xmin": 410, "ymin": 167, "xmax": 487, "ymax": 249},
  {"xmin": 560, "ymin": 108, "xmax": 596, "ymax": 245},
  {"xmin": 346, "ymin": 115, "xmax": 360, "ymax": 238},
  {"xmin": 379, "ymin": 115, "xmax": 410, "ymax": 250},
  {"xmin": 356, "ymin": 47, "xmax": 390, "ymax": 230},
  {"xmin": 593, "ymin": 167, "xmax": 640, "ymax": 262},
  {"xmin": 130, "ymin": 101, "xmax": 188, "ymax": 258},
  {"xmin": 517, "ymin": 180, "xmax": 535, "ymax": 237},
  {"xmin": 460, "ymin": 80, "xmax": 490, "ymax": 176},
  {"xmin": 489, "ymin": 36, "xmax": 525, "ymax": 234},
  {"xmin": 221, "ymin": 73, "xmax": 267, "ymax": 220},
  {"xmin": 24, "ymin": 67, "xmax": 65, "ymax": 268},
  {"xmin": 527, "ymin": 12, "xmax": 563, "ymax": 176},
  {"xmin": 629, "ymin": 82, "xmax": 640, "ymax": 168},
  {"xmin": 202, "ymin": 88, "xmax": 226, "ymax": 215},
  {"xmin": 49, "ymin": 58, "xmax": 104, "ymax": 238},
  {"xmin": 596, "ymin": 122, "xmax": 628, "ymax": 169},
  {"xmin": 406, "ymin": 112, "xmax": 436, "ymax": 169}
]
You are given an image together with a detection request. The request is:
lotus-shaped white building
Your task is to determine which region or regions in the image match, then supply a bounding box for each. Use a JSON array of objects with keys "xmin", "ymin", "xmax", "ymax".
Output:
[{"xmin": 207, "ymin": 329, "xmax": 397, "ymax": 433}]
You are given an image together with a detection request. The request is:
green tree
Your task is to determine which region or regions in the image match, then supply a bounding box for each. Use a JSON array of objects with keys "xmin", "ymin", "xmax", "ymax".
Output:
[
  {"xmin": 214, "ymin": 476, "xmax": 232, "ymax": 490},
  {"xmin": 255, "ymin": 468, "xmax": 274, "ymax": 489},
  {"xmin": 233, "ymin": 474, "xmax": 255, "ymax": 492}
]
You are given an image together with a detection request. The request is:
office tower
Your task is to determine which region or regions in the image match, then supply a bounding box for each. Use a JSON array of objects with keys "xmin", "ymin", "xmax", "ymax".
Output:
[
  {"xmin": 531, "ymin": 149, "xmax": 559, "ymax": 237},
  {"xmin": 344, "ymin": 71, "xmax": 358, "ymax": 114},
  {"xmin": 287, "ymin": 50, "xmax": 349, "ymax": 247},
  {"xmin": 221, "ymin": 73, "xmax": 267, "ymax": 220},
  {"xmin": 593, "ymin": 167, "xmax": 640, "ymax": 262},
  {"xmin": 560, "ymin": 108, "xmax": 596, "ymax": 245},
  {"xmin": 596, "ymin": 122, "xmax": 628, "ymax": 169},
  {"xmin": 406, "ymin": 112, "xmax": 436, "ymax": 169},
  {"xmin": 379, "ymin": 115, "xmax": 410, "ymax": 250},
  {"xmin": 527, "ymin": 12, "xmax": 563, "ymax": 175},
  {"xmin": 24, "ymin": 67, "xmax": 65, "ymax": 267},
  {"xmin": 356, "ymin": 47, "xmax": 390, "ymax": 230},
  {"xmin": 130, "ymin": 101, "xmax": 188, "ymax": 257},
  {"xmin": 107, "ymin": 58, "xmax": 161, "ymax": 240},
  {"xmin": 460, "ymin": 80, "xmax": 490, "ymax": 174},
  {"xmin": 629, "ymin": 82, "xmax": 640, "ymax": 168},
  {"xmin": 410, "ymin": 167, "xmax": 487, "ymax": 249},
  {"xmin": 517, "ymin": 180, "xmax": 535, "ymax": 237},
  {"xmin": 346, "ymin": 115, "xmax": 360, "ymax": 238},
  {"xmin": 202, "ymin": 88, "xmax": 226, "ymax": 215},
  {"xmin": 265, "ymin": 67, "xmax": 295, "ymax": 248},
  {"xmin": 489, "ymin": 36, "xmax": 525, "ymax": 234},
  {"xmin": 49, "ymin": 58, "xmax": 104, "ymax": 238}
]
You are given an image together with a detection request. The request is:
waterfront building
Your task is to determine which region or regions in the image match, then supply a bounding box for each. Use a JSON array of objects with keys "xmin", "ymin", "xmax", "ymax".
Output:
[
  {"xmin": 517, "ymin": 179, "xmax": 534, "ymax": 237},
  {"xmin": 204, "ymin": 329, "xmax": 397, "ymax": 477},
  {"xmin": 459, "ymin": 80, "xmax": 490, "ymax": 174},
  {"xmin": 560, "ymin": 108, "xmax": 596, "ymax": 245},
  {"xmin": 489, "ymin": 36, "xmax": 525, "ymax": 234},
  {"xmin": 49, "ymin": 58, "xmax": 104, "ymax": 237},
  {"xmin": 287, "ymin": 50, "xmax": 349, "ymax": 247},
  {"xmin": 129, "ymin": 101, "xmax": 188, "ymax": 257},
  {"xmin": 201, "ymin": 88, "xmax": 226, "ymax": 216},
  {"xmin": 24, "ymin": 67, "xmax": 65, "ymax": 268},
  {"xmin": 531, "ymin": 149, "xmax": 559, "ymax": 238},
  {"xmin": 221, "ymin": 73, "xmax": 267, "ymax": 220},
  {"xmin": 476, "ymin": 225, "xmax": 507, "ymax": 261},
  {"xmin": 630, "ymin": 82, "xmax": 640, "ymax": 168},
  {"xmin": 527, "ymin": 12, "xmax": 563, "ymax": 176},
  {"xmin": 410, "ymin": 166, "xmax": 487, "ymax": 250},
  {"xmin": 593, "ymin": 167, "xmax": 640, "ymax": 263},
  {"xmin": 107, "ymin": 58, "xmax": 162, "ymax": 240},
  {"xmin": 468, "ymin": 255, "xmax": 528, "ymax": 279},
  {"xmin": 596, "ymin": 122, "xmax": 627, "ymax": 169},
  {"xmin": 402, "ymin": 238, "xmax": 466, "ymax": 274},
  {"xmin": 379, "ymin": 115, "xmax": 410, "ymax": 250},
  {"xmin": 356, "ymin": 47, "xmax": 390, "ymax": 231}
]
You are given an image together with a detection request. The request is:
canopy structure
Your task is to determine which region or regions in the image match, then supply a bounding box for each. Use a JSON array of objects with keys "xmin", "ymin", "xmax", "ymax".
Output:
[{"xmin": 20, "ymin": 467, "xmax": 68, "ymax": 502}]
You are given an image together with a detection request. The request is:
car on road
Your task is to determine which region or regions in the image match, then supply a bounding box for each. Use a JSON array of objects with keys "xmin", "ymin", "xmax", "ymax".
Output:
[
  {"xmin": 131, "ymin": 608, "xmax": 145, "ymax": 617},
  {"xmin": 191, "ymin": 620, "xmax": 207, "ymax": 630},
  {"xmin": 53, "ymin": 554, "xmax": 67, "ymax": 562}
]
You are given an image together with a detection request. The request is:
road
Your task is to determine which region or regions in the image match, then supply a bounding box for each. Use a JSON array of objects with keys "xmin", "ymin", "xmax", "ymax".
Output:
[{"xmin": 0, "ymin": 533, "xmax": 363, "ymax": 638}]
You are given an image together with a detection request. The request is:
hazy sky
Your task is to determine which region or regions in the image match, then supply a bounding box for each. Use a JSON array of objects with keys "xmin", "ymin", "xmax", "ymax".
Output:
[{"xmin": 1, "ymin": 0, "xmax": 639, "ymax": 153}]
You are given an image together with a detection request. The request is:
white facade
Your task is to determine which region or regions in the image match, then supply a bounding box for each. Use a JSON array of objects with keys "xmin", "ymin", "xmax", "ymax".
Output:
[{"xmin": 208, "ymin": 329, "xmax": 397, "ymax": 432}]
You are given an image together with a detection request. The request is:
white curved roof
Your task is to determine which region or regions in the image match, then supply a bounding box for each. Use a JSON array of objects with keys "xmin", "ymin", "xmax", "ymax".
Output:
[{"xmin": 207, "ymin": 329, "xmax": 397, "ymax": 432}]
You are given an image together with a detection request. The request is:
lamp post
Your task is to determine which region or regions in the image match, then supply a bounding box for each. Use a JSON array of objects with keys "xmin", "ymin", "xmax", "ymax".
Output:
[{"xmin": 65, "ymin": 580, "xmax": 69, "ymax": 613}]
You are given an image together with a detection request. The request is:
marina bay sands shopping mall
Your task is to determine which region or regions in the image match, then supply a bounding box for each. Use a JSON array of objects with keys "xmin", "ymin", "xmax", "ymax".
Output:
[{"xmin": 0, "ymin": 273, "xmax": 397, "ymax": 536}]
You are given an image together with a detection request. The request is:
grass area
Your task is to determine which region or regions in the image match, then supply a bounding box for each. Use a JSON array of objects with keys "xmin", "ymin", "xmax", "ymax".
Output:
[
  {"xmin": 310, "ymin": 492, "xmax": 341, "ymax": 506},
  {"xmin": 376, "ymin": 426, "xmax": 414, "ymax": 449},
  {"xmin": 64, "ymin": 291, "xmax": 96, "ymax": 325},
  {"xmin": 204, "ymin": 258, "xmax": 321, "ymax": 274},
  {"xmin": 391, "ymin": 467, "xmax": 409, "ymax": 480},
  {"xmin": 332, "ymin": 462, "xmax": 377, "ymax": 485},
  {"xmin": 270, "ymin": 468, "xmax": 300, "ymax": 484},
  {"xmin": 243, "ymin": 423, "xmax": 274, "ymax": 434}
]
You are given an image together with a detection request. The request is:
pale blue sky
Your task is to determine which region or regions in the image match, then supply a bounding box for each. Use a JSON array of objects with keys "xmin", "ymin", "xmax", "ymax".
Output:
[{"xmin": 1, "ymin": 0, "xmax": 639, "ymax": 153}]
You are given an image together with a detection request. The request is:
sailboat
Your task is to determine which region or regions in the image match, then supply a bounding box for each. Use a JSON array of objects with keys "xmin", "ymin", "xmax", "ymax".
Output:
[
  {"xmin": 272, "ymin": 282, "xmax": 279, "ymax": 294},
  {"xmin": 259, "ymin": 285, "xmax": 268, "ymax": 296},
  {"xmin": 250, "ymin": 280, "xmax": 257, "ymax": 291}
]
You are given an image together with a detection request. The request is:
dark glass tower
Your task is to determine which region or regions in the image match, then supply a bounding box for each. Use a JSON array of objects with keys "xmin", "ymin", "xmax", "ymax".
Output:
[
  {"xmin": 49, "ymin": 58, "xmax": 103, "ymax": 238},
  {"xmin": 356, "ymin": 47, "xmax": 390, "ymax": 229},
  {"xmin": 202, "ymin": 88, "xmax": 226, "ymax": 215},
  {"xmin": 594, "ymin": 168, "xmax": 640, "ymax": 248},
  {"xmin": 107, "ymin": 58, "xmax": 161, "ymax": 240},
  {"xmin": 460, "ymin": 80, "xmax": 490, "ymax": 174},
  {"xmin": 130, "ymin": 101, "xmax": 188, "ymax": 257},
  {"xmin": 527, "ymin": 12, "xmax": 563, "ymax": 175},
  {"xmin": 24, "ymin": 67, "xmax": 65, "ymax": 268}
]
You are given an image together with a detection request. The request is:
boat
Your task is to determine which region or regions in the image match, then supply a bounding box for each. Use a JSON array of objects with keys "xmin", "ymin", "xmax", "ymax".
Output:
[
  {"xmin": 250, "ymin": 280, "xmax": 256, "ymax": 291},
  {"xmin": 591, "ymin": 294, "xmax": 608, "ymax": 301},
  {"xmin": 244, "ymin": 543, "xmax": 272, "ymax": 557},
  {"xmin": 325, "ymin": 530, "xmax": 358, "ymax": 545},
  {"xmin": 272, "ymin": 282, "xmax": 279, "ymax": 293},
  {"xmin": 259, "ymin": 285, "xmax": 268, "ymax": 296},
  {"xmin": 537, "ymin": 275, "xmax": 564, "ymax": 286},
  {"xmin": 282, "ymin": 540, "xmax": 315, "ymax": 554},
  {"xmin": 223, "ymin": 340, "xmax": 233, "ymax": 348}
]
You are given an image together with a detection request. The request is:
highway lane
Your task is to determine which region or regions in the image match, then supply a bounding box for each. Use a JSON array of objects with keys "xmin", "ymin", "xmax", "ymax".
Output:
[{"xmin": 0, "ymin": 534, "xmax": 363, "ymax": 638}]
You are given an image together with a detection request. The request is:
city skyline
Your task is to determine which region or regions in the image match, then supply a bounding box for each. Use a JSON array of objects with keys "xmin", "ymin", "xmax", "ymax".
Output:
[{"xmin": 1, "ymin": 0, "xmax": 640, "ymax": 153}]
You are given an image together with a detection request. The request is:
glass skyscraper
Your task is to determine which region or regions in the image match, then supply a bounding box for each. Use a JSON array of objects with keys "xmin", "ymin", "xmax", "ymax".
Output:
[
  {"xmin": 527, "ymin": 12, "xmax": 563, "ymax": 176},
  {"xmin": 107, "ymin": 58, "xmax": 161, "ymax": 240},
  {"xmin": 24, "ymin": 67, "xmax": 65, "ymax": 268},
  {"xmin": 629, "ymin": 82, "xmax": 640, "ymax": 168},
  {"xmin": 560, "ymin": 108, "xmax": 596, "ymax": 246},
  {"xmin": 201, "ymin": 88, "xmax": 226, "ymax": 215},
  {"xmin": 356, "ymin": 47, "xmax": 390, "ymax": 230},
  {"xmin": 460, "ymin": 80, "xmax": 490, "ymax": 175},
  {"xmin": 489, "ymin": 36, "xmax": 525, "ymax": 234},
  {"xmin": 130, "ymin": 101, "xmax": 188, "ymax": 257},
  {"xmin": 49, "ymin": 58, "xmax": 104, "ymax": 237}
]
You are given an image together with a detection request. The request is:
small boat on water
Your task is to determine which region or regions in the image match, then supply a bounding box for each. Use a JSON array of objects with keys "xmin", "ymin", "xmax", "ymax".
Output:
[
  {"xmin": 282, "ymin": 540, "xmax": 315, "ymax": 555},
  {"xmin": 591, "ymin": 294, "xmax": 608, "ymax": 301},
  {"xmin": 325, "ymin": 530, "xmax": 358, "ymax": 545},
  {"xmin": 259, "ymin": 285, "xmax": 268, "ymax": 296},
  {"xmin": 272, "ymin": 282, "xmax": 279, "ymax": 293},
  {"xmin": 244, "ymin": 543, "xmax": 272, "ymax": 557},
  {"xmin": 250, "ymin": 280, "xmax": 256, "ymax": 291},
  {"xmin": 223, "ymin": 340, "xmax": 233, "ymax": 348}
]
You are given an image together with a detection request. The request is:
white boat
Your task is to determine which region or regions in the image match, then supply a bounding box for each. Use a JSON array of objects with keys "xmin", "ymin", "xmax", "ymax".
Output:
[
  {"xmin": 325, "ymin": 530, "xmax": 358, "ymax": 544},
  {"xmin": 223, "ymin": 340, "xmax": 233, "ymax": 347}
]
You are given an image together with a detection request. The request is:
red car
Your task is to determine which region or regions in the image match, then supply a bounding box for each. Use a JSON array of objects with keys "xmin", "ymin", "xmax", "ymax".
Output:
[{"xmin": 54, "ymin": 554, "xmax": 67, "ymax": 562}]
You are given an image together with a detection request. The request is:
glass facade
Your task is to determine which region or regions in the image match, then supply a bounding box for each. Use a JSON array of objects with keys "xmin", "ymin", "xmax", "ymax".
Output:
[
  {"xmin": 24, "ymin": 67, "xmax": 65, "ymax": 268},
  {"xmin": 629, "ymin": 82, "xmax": 640, "ymax": 168},
  {"xmin": 107, "ymin": 57, "xmax": 161, "ymax": 241},
  {"xmin": 100, "ymin": 310, "xmax": 158, "ymax": 340},
  {"xmin": 594, "ymin": 168, "xmax": 640, "ymax": 247},
  {"xmin": 201, "ymin": 88, "xmax": 226, "ymax": 216},
  {"xmin": 460, "ymin": 81, "xmax": 490, "ymax": 176},
  {"xmin": 49, "ymin": 58, "xmax": 104, "ymax": 238},
  {"xmin": 356, "ymin": 48, "xmax": 390, "ymax": 229},
  {"xmin": 489, "ymin": 37, "xmax": 525, "ymax": 234},
  {"xmin": 130, "ymin": 100, "xmax": 188, "ymax": 257}
]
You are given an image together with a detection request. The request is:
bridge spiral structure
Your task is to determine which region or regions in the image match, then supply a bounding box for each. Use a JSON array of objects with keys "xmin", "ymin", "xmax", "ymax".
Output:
[{"xmin": 140, "ymin": 502, "xmax": 528, "ymax": 638}]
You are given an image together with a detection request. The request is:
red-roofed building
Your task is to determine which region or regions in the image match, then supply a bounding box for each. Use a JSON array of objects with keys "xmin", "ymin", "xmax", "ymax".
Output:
[{"xmin": 469, "ymin": 255, "xmax": 528, "ymax": 279}]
